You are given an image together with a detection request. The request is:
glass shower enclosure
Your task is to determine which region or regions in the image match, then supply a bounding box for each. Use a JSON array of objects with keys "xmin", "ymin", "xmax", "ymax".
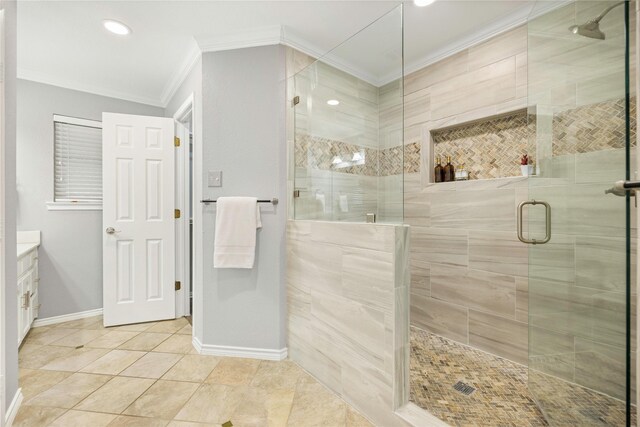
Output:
[
  {"xmin": 291, "ymin": 6, "xmax": 404, "ymax": 224},
  {"xmin": 525, "ymin": 0, "xmax": 636, "ymax": 425}
]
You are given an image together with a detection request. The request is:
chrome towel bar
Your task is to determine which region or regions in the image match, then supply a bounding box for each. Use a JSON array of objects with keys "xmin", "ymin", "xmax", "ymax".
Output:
[{"xmin": 200, "ymin": 198, "xmax": 278, "ymax": 205}]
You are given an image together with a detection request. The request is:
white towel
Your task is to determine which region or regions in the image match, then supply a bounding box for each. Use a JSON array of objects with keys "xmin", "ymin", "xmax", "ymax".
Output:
[{"xmin": 213, "ymin": 197, "xmax": 261, "ymax": 269}]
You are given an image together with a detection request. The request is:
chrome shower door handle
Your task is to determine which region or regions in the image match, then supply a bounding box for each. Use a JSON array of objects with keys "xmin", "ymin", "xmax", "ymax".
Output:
[{"xmin": 517, "ymin": 200, "xmax": 551, "ymax": 245}]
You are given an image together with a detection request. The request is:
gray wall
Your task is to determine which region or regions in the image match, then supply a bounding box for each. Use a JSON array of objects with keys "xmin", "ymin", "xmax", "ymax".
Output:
[
  {"xmin": 201, "ymin": 46, "xmax": 287, "ymax": 351},
  {"xmin": 16, "ymin": 80, "xmax": 163, "ymax": 319},
  {"xmin": 4, "ymin": 0, "xmax": 18, "ymax": 412}
]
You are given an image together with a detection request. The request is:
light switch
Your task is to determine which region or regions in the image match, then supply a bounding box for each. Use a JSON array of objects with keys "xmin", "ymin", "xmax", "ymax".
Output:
[{"xmin": 208, "ymin": 171, "xmax": 222, "ymax": 187}]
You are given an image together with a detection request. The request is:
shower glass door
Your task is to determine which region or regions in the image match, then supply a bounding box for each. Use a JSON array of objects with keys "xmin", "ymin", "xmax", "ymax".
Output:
[{"xmin": 526, "ymin": 1, "xmax": 635, "ymax": 425}]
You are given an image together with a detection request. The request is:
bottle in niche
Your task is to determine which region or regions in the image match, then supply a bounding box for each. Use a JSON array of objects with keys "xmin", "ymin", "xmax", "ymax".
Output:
[
  {"xmin": 444, "ymin": 156, "xmax": 455, "ymax": 182},
  {"xmin": 455, "ymin": 163, "xmax": 469, "ymax": 181},
  {"xmin": 434, "ymin": 156, "xmax": 444, "ymax": 183}
]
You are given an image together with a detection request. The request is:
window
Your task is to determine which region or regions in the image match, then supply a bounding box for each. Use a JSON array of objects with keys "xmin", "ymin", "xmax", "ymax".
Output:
[{"xmin": 50, "ymin": 115, "xmax": 102, "ymax": 210}]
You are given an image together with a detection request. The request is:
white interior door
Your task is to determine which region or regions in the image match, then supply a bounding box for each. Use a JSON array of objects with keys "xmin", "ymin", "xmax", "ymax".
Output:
[{"xmin": 102, "ymin": 113, "xmax": 175, "ymax": 327}]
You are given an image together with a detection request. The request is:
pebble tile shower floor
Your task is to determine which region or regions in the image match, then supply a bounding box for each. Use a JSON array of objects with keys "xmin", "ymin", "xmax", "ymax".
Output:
[
  {"xmin": 410, "ymin": 326, "xmax": 635, "ymax": 427},
  {"xmin": 14, "ymin": 316, "xmax": 373, "ymax": 427}
]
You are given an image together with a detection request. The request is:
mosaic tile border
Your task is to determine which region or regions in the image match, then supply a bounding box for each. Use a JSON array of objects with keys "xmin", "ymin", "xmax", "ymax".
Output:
[
  {"xmin": 295, "ymin": 98, "xmax": 636, "ymax": 180},
  {"xmin": 294, "ymin": 134, "xmax": 419, "ymax": 177},
  {"xmin": 553, "ymin": 98, "xmax": 637, "ymax": 156}
]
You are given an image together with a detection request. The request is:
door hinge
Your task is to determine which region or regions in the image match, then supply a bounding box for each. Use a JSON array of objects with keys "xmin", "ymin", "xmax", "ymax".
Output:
[
  {"xmin": 175, "ymin": 281, "xmax": 181, "ymax": 291},
  {"xmin": 292, "ymin": 96, "xmax": 300, "ymax": 106},
  {"xmin": 174, "ymin": 136, "xmax": 181, "ymax": 147},
  {"xmin": 175, "ymin": 209, "xmax": 181, "ymax": 219}
]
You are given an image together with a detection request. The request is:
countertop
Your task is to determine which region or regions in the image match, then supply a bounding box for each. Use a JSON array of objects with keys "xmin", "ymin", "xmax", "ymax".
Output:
[{"xmin": 17, "ymin": 242, "xmax": 39, "ymax": 259}]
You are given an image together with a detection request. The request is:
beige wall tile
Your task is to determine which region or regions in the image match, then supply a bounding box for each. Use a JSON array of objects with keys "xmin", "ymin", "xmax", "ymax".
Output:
[
  {"xmin": 575, "ymin": 338, "xmax": 626, "ymax": 401},
  {"xmin": 467, "ymin": 26, "xmax": 527, "ymax": 70},
  {"xmin": 469, "ymin": 230, "xmax": 528, "ymax": 277},
  {"xmin": 342, "ymin": 247, "xmax": 395, "ymax": 314},
  {"xmin": 575, "ymin": 235, "xmax": 628, "ymax": 292},
  {"xmin": 410, "ymin": 227, "xmax": 468, "ymax": 267},
  {"xmin": 515, "ymin": 277, "xmax": 529, "ymax": 323},
  {"xmin": 430, "ymin": 188, "xmax": 516, "ymax": 231},
  {"xmin": 310, "ymin": 290, "xmax": 387, "ymax": 371},
  {"xmin": 431, "ymin": 265, "xmax": 516, "ymax": 318},
  {"xmin": 411, "ymin": 294, "xmax": 468, "ymax": 344},
  {"xmin": 404, "ymin": 87, "xmax": 431, "ymax": 128},
  {"xmin": 469, "ymin": 310, "xmax": 527, "ymax": 364},
  {"xmin": 409, "ymin": 257, "xmax": 430, "ymax": 298},
  {"xmin": 404, "ymin": 50, "xmax": 469, "ymax": 95},
  {"xmin": 310, "ymin": 221, "xmax": 396, "ymax": 252}
]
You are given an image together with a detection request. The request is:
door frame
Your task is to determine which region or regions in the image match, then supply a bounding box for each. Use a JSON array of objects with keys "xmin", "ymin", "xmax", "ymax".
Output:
[
  {"xmin": 0, "ymin": 8, "xmax": 5, "ymax": 426},
  {"xmin": 635, "ymin": 0, "xmax": 640, "ymax": 418},
  {"xmin": 173, "ymin": 94, "xmax": 194, "ymax": 320}
]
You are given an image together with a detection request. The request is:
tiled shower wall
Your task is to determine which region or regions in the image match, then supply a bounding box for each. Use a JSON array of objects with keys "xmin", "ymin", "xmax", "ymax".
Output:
[
  {"xmin": 399, "ymin": 25, "xmax": 532, "ymax": 364},
  {"xmin": 405, "ymin": 3, "xmax": 638, "ymax": 404}
]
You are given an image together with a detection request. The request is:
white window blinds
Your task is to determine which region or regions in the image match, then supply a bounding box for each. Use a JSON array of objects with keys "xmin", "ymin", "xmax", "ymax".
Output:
[{"xmin": 53, "ymin": 115, "xmax": 102, "ymax": 203}]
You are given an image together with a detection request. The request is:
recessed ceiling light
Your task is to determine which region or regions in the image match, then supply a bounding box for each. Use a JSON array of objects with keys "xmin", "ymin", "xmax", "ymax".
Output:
[
  {"xmin": 327, "ymin": 99, "xmax": 340, "ymax": 106},
  {"xmin": 414, "ymin": 0, "xmax": 436, "ymax": 6},
  {"xmin": 103, "ymin": 19, "xmax": 132, "ymax": 36}
]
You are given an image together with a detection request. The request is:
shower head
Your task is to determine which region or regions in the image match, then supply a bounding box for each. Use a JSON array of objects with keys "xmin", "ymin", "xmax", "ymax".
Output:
[
  {"xmin": 568, "ymin": 1, "xmax": 624, "ymax": 40},
  {"xmin": 569, "ymin": 20, "xmax": 605, "ymax": 40}
]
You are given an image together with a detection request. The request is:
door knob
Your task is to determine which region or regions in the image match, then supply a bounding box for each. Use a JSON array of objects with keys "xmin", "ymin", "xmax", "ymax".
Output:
[{"xmin": 105, "ymin": 227, "xmax": 119, "ymax": 234}]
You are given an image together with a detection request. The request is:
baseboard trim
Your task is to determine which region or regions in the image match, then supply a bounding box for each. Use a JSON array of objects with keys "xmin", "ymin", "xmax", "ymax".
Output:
[
  {"xmin": 32, "ymin": 308, "xmax": 103, "ymax": 328},
  {"xmin": 192, "ymin": 336, "xmax": 287, "ymax": 361},
  {"xmin": 5, "ymin": 388, "xmax": 23, "ymax": 427}
]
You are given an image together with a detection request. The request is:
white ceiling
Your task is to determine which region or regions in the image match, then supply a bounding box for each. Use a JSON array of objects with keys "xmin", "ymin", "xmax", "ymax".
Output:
[{"xmin": 18, "ymin": 0, "xmax": 561, "ymax": 108}]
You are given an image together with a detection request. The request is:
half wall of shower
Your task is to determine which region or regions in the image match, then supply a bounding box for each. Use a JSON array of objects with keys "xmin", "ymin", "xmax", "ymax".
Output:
[{"xmin": 286, "ymin": 6, "xmax": 413, "ymax": 427}]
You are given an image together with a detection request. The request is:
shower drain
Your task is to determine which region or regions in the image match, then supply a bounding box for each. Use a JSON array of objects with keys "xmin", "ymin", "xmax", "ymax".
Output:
[{"xmin": 453, "ymin": 381, "xmax": 476, "ymax": 396}]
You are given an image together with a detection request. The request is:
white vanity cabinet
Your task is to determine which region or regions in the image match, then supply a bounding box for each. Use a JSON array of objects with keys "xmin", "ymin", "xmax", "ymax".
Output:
[{"xmin": 17, "ymin": 231, "xmax": 40, "ymax": 346}]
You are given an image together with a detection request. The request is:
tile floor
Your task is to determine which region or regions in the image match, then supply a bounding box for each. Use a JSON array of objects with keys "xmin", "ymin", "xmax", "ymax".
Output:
[
  {"xmin": 410, "ymin": 326, "xmax": 635, "ymax": 427},
  {"xmin": 15, "ymin": 316, "xmax": 374, "ymax": 427}
]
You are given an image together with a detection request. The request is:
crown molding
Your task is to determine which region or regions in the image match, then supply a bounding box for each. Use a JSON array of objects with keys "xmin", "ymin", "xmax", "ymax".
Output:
[
  {"xmin": 18, "ymin": 1, "xmax": 572, "ymax": 109},
  {"xmin": 196, "ymin": 25, "xmax": 283, "ymax": 53},
  {"xmin": 18, "ymin": 66, "xmax": 165, "ymax": 107},
  {"xmin": 379, "ymin": 0, "xmax": 573, "ymax": 86},
  {"xmin": 160, "ymin": 42, "xmax": 201, "ymax": 107},
  {"xmin": 281, "ymin": 25, "xmax": 381, "ymax": 86}
]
